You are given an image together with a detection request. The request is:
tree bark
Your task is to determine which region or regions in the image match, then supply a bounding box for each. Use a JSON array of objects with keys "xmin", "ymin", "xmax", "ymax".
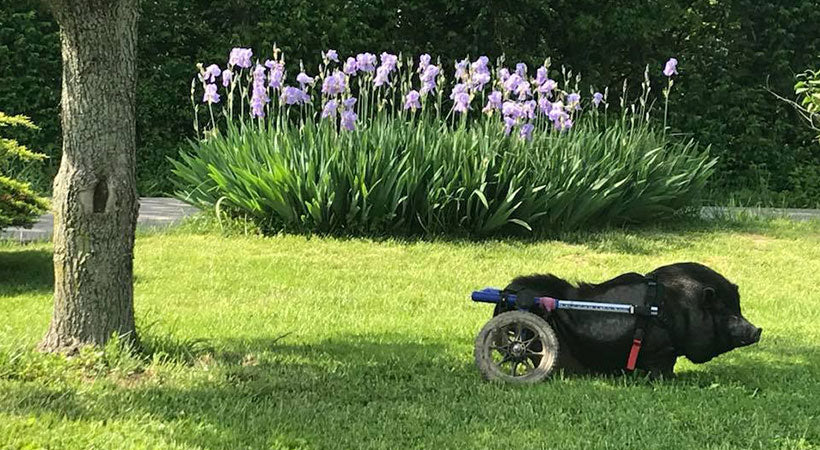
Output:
[{"xmin": 39, "ymin": 0, "xmax": 140, "ymax": 353}]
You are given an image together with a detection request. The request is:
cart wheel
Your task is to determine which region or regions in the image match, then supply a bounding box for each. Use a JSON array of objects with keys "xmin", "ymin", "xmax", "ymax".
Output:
[{"xmin": 474, "ymin": 310, "xmax": 559, "ymax": 384}]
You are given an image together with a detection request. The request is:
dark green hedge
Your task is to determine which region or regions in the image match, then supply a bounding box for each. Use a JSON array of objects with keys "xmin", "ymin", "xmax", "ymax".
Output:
[{"xmin": 2, "ymin": 0, "xmax": 819, "ymax": 204}]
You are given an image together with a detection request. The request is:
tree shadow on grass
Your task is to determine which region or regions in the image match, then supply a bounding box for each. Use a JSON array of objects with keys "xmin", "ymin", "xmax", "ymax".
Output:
[
  {"xmin": 3, "ymin": 332, "xmax": 819, "ymax": 449},
  {"xmin": 673, "ymin": 336, "xmax": 820, "ymax": 388},
  {"xmin": 265, "ymin": 212, "xmax": 807, "ymax": 257},
  {"xmin": 554, "ymin": 214, "xmax": 800, "ymax": 256},
  {"xmin": 0, "ymin": 248, "xmax": 53, "ymax": 296}
]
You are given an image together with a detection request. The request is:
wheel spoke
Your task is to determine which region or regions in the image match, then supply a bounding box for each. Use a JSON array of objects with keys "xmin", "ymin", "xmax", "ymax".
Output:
[
  {"xmin": 490, "ymin": 344, "xmax": 510, "ymax": 351},
  {"xmin": 510, "ymin": 361, "xmax": 519, "ymax": 376},
  {"xmin": 496, "ymin": 353, "xmax": 512, "ymax": 367},
  {"xmin": 493, "ymin": 329, "xmax": 512, "ymax": 348}
]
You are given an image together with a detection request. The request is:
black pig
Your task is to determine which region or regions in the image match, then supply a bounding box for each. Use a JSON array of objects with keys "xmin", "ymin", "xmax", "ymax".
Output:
[{"xmin": 498, "ymin": 262, "xmax": 762, "ymax": 376}]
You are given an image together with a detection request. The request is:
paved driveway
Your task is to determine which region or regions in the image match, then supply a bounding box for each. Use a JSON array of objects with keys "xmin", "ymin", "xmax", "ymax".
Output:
[
  {"xmin": 1, "ymin": 197, "xmax": 199, "ymax": 242},
  {"xmin": 2, "ymin": 201, "xmax": 817, "ymax": 243}
]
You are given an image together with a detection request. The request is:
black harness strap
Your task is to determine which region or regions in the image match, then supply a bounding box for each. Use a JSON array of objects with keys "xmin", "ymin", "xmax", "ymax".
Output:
[{"xmin": 626, "ymin": 275, "xmax": 663, "ymax": 371}]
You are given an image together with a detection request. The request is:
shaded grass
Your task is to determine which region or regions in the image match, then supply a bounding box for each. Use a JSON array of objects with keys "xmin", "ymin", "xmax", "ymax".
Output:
[{"xmin": 1, "ymin": 218, "xmax": 819, "ymax": 449}]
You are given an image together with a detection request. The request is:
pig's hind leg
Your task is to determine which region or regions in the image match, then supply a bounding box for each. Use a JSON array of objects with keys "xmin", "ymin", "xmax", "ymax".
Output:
[{"xmin": 641, "ymin": 351, "xmax": 677, "ymax": 380}]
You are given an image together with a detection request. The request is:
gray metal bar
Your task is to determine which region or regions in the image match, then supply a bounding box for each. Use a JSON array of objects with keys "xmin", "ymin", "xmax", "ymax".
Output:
[{"xmin": 543, "ymin": 298, "xmax": 658, "ymax": 316}]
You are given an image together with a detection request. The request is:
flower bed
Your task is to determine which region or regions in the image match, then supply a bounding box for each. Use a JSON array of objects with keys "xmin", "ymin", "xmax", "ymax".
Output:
[{"xmin": 172, "ymin": 48, "xmax": 715, "ymax": 235}]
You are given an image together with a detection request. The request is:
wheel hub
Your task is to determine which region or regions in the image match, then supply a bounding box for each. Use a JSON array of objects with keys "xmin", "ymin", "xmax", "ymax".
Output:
[{"xmin": 511, "ymin": 341, "xmax": 526, "ymax": 358}]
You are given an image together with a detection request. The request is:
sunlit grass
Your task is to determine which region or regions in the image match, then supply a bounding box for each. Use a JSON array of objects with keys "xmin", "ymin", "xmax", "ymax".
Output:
[{"xmin": 1, "ymin": 217, "xmax": 819, "ymax": 449}]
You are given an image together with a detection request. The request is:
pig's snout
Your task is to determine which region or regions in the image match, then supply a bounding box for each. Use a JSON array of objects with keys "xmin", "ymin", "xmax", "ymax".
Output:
[
  {"xmin": 729, "ymin": 316, "xmax": 762, "ymax": 347},
  {"xmin": 747, "ymin": 327, "xmax": 762, "ymax": 345},
  {"xmin": 736, "ymin": 325, "xmax": 762, "ymax": 347}
]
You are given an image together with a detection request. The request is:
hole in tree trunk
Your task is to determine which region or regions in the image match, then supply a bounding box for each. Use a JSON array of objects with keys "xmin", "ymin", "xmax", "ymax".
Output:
[{"xmin": 93, "ymin": 177, "xmax": 108, "ymax": 213}]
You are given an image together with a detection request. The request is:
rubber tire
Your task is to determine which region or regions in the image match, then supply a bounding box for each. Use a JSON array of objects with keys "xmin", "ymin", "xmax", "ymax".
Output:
[{"xmin": 474, "ymin": 310, "xmax": 559, "ymax": 384}]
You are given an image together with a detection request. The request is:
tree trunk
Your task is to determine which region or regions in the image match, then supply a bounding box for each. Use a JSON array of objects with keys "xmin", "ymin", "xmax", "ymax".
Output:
[{"xmin": 39, "ymin": 0, "xmax": 140, "ymax": 353}]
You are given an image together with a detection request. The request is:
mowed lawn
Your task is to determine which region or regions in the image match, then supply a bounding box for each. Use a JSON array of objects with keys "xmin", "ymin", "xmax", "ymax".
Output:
[{"xmin": 1, "ymin": 218, "xmax": 819, "ymax": 449}]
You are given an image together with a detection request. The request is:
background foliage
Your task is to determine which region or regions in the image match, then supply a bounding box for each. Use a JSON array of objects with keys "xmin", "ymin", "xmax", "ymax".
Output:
[
  {"xmin": 0, "ymin": 112, "xmax": 48, "ymax": 230},
  {"xmin": 1, "ymin": 0, "xmax": 818, "ymax": 205},
  {"xmin": 794, "ymin": 68, "xmax": 820, "ymax": 140}
]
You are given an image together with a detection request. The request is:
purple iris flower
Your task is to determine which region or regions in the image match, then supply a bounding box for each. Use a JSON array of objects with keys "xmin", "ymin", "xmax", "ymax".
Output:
[
  {"xmin": 322, "ymin": 71, "xmax": 346, "ymax": 96},
  {"xmin": 251, "ymin": 98, "xmax": 265, "ymax": 117},
  {"xmin": 471, "ymin": 56, "xmax": 489, "ymax": 73},
  {"xmin": 538, "ymin": 97, "xmax": 552, "ymax": 115},
  {"xmin": 343, "ymin": 97, "xmax": 357, "ymax": 110},
  {"xmin": 453, "ymin": 92, "xmax": 471, "ymax": 113},
  {"xmin": 503, "ymin": 116, "xmax": 516, "ymax": 136},
  {"xmin": 515, "ymin": 62, "xmax": 527, "ymax": 77},
  {"xmin": 663, "ymin": 58, "xmax": 678, "ymax": 77},
  {"xmin": 523, "ymin": 100, "xmax": 536, "ymax": 119},
  {"xmin": 450, "ymin": 83, "xmax": 468, "ymax": 100},
  {"xmin": 502, "ymin": 101, "xmax": 523, "ymax": 120},
  {"xmin": 203, "ymin": 64, "xmax": 221, "ymax": 83},
  {"xmin": 469, "ymin": 56, "xmax": 491, "ymax": 89},
  {"xmin": 322, "ymin": 49, "xmax": 339, "ymax": 63},
  {"xmin": 483, "ymin": 90, "xmax": 503, "ymax": 112},
  {"xmin": 554, "ymin": 116, "xmax": 573, "ymax": 132},
  {"xmin": 355, "ymin": 53, "xmax": 377, "ymax": 72},
  {"xmin": 404, "ymin": 90, "xmax": 421, "ymax": 110},
  {"xmin": 221, "ymin": 69, "xmax": 233, "ymax": 87},
  {"xmin": 296, "ymin": 72, "xmax": 314, "ymax": 87},
  {"xmin": 281, "ymin": 86, "xmax": 309, "ymax": 105},
  {"xmin": 341, "ymin": 109, "xmax": 357, "ymax": 131},
  {"xmin": 321, "ymin": 100, "xmax": 338, "ymax": 119},
  {"xmin": 228, "ymin": 48, "xmax": 253, "ymax": 69},
  {"xmin": 535, "ymin": 67, "xmax": 548, "ymax": 86},
  {"xmin": 268, "ymin": 62, "xmax": 285, "ymax": 89},
  {"xmin": 251, "ymin": 64, "xmax": 269, "ymax": 117},
  {"xmin": 419, "ymin": 54, "xmax": 431, "ymax": 72},
  {"xmin": 520, "ymin": 123, "xmax": 534, "ymax": 141},
  {"xmin": 548, "ymin": 102, "xmax": 573, "ymax": 131},
  {"xmin": 343, "ymin": 57, "xmax": 358, "ymax": 75},
  {"xmin": 380, "ymin": 52, "xmax": 398, "ymax": 72},
  {"xmin": 566, "ymin": 93, "xmax": 581, "ymax": 110},
  {"xmin": 498, "ymin": 68, "xmax": 511, "ymax": 83},
  {"xmin": 455, "ymin": 58, "xmax": 469, "ymax": 81},
  {"xmin": 515, "ymin": 80, "xmax": 532, "ymax": 100},
  {"xmin": 472, "ymin": 72, "xmax": 491, "ymax": 90},
  {"xmin": 548, "ymin": 102, "xmax": 566, "ymax": 122},
  {"xmin": 374, "ymin": 66, "xmax": 391, "ymax": 87},
  {"xmin": 593, "ymin": 92, "xmax": 603, "ymax": 107},
  {"xmin": 537, "ymin": 79, "xmax": 557, "ymax": 95},
  {"xmin": 421, "ymin": 64, "xmax": 440, "ymax": 82},
  {"xmin": 420, "ymin": 65, "xmax": 440, "ymax": 95},
  {"xmin": 202, "ymin": 83, "xmax": 220, "ymax": 104},
  {"xmin": 503, "ymin": 74, "xmax": 523, "ymax": 93}
]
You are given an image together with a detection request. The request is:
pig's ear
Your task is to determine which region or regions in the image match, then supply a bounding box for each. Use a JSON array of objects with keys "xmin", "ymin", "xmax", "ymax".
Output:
[{"xmin": 701, "ymin": 287, "xmax": 716, "ymax": 308}]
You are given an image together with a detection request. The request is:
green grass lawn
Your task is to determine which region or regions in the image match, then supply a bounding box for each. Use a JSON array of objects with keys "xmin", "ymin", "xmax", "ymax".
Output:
[{"xmin": 1, "ymin": 217, "xmax": 819, "ymax": 449}]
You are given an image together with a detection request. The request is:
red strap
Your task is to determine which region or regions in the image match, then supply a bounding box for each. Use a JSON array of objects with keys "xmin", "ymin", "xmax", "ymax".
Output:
[{"xmin": 626, "ymin": 338, "xmax": 642, "ymax": 371}]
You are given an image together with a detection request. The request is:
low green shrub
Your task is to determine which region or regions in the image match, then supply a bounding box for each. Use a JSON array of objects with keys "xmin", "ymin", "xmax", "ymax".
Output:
[
  {"xmin": 0, "ymin": 112, "xmax": 48, "ymax": 230},
  {"xmin": 174, "ymin": 119, "xmax": 714, "ymax": 236}
]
